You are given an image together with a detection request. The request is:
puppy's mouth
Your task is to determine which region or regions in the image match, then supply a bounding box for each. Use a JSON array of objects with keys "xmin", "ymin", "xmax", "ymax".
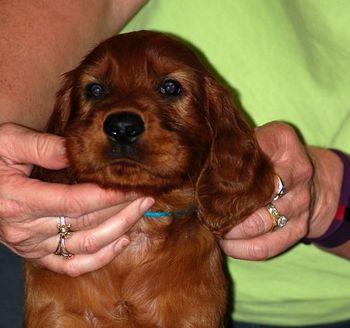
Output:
[
  {"xmin": 79, "ymin": 156, "xmax": 180, "ymax": 193},
  {"xmin": 108, "ymin": 157, "xmax": 146, "ymax": 171},
  {"xmin": 108, "ymin": 143, "xmax": 140, "ymax": 161},
  {"xmin": 94, "ymin": 152, "xmax": 159, "ymax": 179}
]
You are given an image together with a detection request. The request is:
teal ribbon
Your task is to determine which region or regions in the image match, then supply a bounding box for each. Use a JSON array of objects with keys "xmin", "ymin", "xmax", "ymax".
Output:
[
  {"xmin": 144, "ymin": 211, "xmax": 172, "ymax": 217},
  {"xmin": 144, "ymin": 206, "xmax": 195, "ymax": 218}
]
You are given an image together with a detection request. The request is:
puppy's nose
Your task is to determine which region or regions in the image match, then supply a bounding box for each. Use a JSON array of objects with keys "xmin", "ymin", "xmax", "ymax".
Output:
[{"xmin": 103, "ymin": 112, "xmax": 145, "ymax": 144}]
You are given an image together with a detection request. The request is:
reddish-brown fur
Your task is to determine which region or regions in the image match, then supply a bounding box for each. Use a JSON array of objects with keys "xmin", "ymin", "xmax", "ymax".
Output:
[{"xmin": 25, "ymin": 31, "xmax": 275, "ymax": 327}]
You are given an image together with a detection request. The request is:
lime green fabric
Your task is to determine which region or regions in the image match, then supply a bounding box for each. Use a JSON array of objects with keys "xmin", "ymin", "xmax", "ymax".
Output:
[{"xmin": 122, "ymin": 0, "xmax": 350, "ymax": 325}]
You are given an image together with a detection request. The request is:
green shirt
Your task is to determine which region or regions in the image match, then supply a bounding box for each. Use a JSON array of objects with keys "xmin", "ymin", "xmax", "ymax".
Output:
[{"xmin": 123, "ymin": 0, "xmax": 350, "ymax": 325}]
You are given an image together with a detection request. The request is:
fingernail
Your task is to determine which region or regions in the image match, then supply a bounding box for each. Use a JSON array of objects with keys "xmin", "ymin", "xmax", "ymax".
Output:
[
  {"xmin": 57, "ymin": 138, "xmax": 67, "ymax": 155},
  {"xmin": 139, "ymin": 197, "xmax": 155, "ymax": 212},
  {"xmin": 58, "ymin": 143, "xmax": 69, "ymax": 164}
]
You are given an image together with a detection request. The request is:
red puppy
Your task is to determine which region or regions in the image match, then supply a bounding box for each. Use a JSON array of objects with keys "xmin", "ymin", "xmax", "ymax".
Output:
[{"xmin": 25, "ymin": 31, "xmax": 275, "ymax": 327}]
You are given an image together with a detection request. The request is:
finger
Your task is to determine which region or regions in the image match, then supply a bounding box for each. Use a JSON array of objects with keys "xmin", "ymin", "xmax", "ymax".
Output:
[
  {"xmin": 224, "ymin": 196, "xmax": 290, "ymax": 240},
  {"xmin": 34, "ymin": 200, "xmax": 134, "ymax": 238},
  {"xmin": 224, "ymin": 208, "xmax": 274, "ymax": 240},
  {"xmin": 0, "ymin": 196, "xmax": 144, "ymax": 258},
  {"xmin": 0, "ymin": 123, "xmax": 68, "ymax": 170},
  {"xmin": 224, "ymin": 182, "xmax": 311, "ymax": 239},
  {"xmin": 62, "ymin": 199, "xmax": 134, "ymax": 234},
  {"xmin": 1, "ymin": 200, "xmax": 134, "ymax": 252},
  {"xmin": 1, "ymin": 173, "xmax": 139, "ymax": 219},
  {"xmin": 221, "ymin": 214, "xmax": 308, "ymax": 260},
  {"xmin": 64, "ymin": 200, "xmax": 134, "ymax": 231},
  {"xmin": 43, "ymin": 197, "xmax": 154, "ymax": 256},
  {"xmin": 38, "ymin": 237, "xmax": 130, "ymax": 277}
]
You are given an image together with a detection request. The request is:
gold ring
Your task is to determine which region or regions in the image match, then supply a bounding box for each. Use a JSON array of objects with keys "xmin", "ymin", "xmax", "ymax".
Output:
[
  {"xmin": 265, "ymin": 203, "xmax": 288, "ymax": 230},
  {"xmin": 54, "ymin": 216, "xmax": 74, "ymax": 259}
]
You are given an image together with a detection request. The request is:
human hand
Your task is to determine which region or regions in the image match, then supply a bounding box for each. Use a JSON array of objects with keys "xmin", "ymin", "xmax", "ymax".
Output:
[
  {"xmin": 0, "ymin": 123, "xmax": 154, "ymax": 276},
  {"xmin": 220, "ymin": 121, "xmax": 343, "ymax": 260}
]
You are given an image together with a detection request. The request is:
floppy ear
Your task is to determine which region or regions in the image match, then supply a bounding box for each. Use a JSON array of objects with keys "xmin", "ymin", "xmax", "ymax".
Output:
[
  {"xmin": 46, "ymin": 72, "xmax": 74, "ymax": 135},
  {"xmin": 196, "ymin": 76, "xmax": 275, "ymax": 237}
]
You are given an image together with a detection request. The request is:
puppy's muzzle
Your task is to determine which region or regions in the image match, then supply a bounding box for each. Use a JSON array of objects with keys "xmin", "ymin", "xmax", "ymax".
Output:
[{"xmin": 103, "ymin": 112, "xmax": 145, "ymax": 145}]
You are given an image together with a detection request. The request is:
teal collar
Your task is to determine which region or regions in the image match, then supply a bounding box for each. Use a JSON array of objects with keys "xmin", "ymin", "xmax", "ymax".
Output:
[
  {"xmin": 144, "ymin": 206, "xmax": 195, "ymax": 219},
  {"xmin": 144, "ymin": 211, "xmax": 173, "ymax": 217}
]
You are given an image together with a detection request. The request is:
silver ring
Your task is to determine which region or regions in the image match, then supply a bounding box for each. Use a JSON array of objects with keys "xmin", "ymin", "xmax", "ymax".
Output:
[
  {"xmin": 54, "ymin": 216, "xmax": 74, "ymax": 259},
  {"xmin": 273, "ymin": 175, "xmax": 286, "ymax": 201},
  {"xmin": 265, "ymin": 203, "xmax": 288, "ymax": 230}
]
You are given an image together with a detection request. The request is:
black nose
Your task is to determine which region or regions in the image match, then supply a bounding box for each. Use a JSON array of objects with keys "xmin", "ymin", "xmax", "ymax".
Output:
[{"xmin": 103, "ymin": 112, "xmax": 145, "ymax": 144}]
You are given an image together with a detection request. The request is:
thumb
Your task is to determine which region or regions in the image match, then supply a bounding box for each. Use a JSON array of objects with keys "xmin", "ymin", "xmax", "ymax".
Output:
[{"xmin": 0, "ymin": 123, "xmax": 69, "ymax": 169}]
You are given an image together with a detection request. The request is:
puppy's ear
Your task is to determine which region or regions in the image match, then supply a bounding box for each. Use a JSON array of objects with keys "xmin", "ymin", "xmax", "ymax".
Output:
[
  {"xmin": 196, "ymin": 76, "xmax": 275, "ymax": 236},
  {"xmin": 46, "ymin": 72, "xmax": 74, "ymax": 135}
]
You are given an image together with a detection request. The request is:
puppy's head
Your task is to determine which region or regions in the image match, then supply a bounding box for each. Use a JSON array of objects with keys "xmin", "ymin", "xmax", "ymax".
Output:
[{"xmin": 50, "ymin": 31, "xmax": 275, "ymax": 234}]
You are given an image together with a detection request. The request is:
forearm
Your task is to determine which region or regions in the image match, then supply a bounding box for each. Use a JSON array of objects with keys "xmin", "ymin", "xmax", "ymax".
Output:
[
  {"xmin": 308, "ymin": 147, "xmax": 350, "ymax": 259},
  {"xmin": 320, "ymin": 240, "xmax": 350, "ymax": 259},
  {"xmin": 0, "ymin": 0, "xmax": 145, "ymax": 130}
]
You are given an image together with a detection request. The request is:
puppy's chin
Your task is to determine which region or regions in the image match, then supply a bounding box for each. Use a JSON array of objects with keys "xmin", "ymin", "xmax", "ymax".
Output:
[{"xmin": 71, "ymin": 162, "xmax": 186, "ymax": 195}]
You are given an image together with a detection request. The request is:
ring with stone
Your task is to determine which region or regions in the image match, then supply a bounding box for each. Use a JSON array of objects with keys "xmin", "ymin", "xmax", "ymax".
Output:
[{"xmin": 265, "ymin": 203, "xmax": 288, "ymax": 230}]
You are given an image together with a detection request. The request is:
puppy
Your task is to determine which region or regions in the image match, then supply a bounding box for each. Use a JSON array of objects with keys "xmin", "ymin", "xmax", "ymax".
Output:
[{"xmin": 25, "ymin": 31, "xmax": 275, "ymax": 327}]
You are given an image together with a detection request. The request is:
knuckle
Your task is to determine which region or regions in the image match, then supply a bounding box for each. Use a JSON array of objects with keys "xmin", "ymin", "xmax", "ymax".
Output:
[
  {"xmin": 31, "ymin": 133, "xmax": 65, "ymax": 167},
  {"xmin": 15, "ymin": 244, "xmax": 41, "ymax": 257},
  {"xmin": 301, "ymin": 189, "xmax": 312, "ymax": 208},
  {"xmin": 267, "ymin": 121, "xmax": 297, "ymax": 143},
  {"xmin": 119, "ymin": 215, "xmax": 131, "ymax": 228},
  {"xmin": 95, "ymin": 249, "xmax": 112, "ymax": 266},
  {"xmin": 0, "ymin": 225, "xmax": 27, "ymax": 245},
  {"xmin": 248, "ymin": 243, "xmax": 270, "ymax": 260},
  {"xmin": 276, "ymin": 121, "xmax": 298, "ymax": 140},
  {"xmin": 297, "ymin": 159, "xmax": 314, "ymax": 183},
  {"xmin": 269, "ymin": 121, "xmax": 291, "ymax": 132},
  {"xmin": 32, "ymin": 133, "xmax": 54, "ymax": 159},
  {"xmin": 243, "ymin": 213, "xmax": 266, "ymax": 236},
  {"xmin": 30, "ymin": 135, "xmax": 47, "ymax": 165},
  {"xmin": 294, "ymin": 216, "xmax": 309, "ymax": 239},
  {"xmin": 80, "ymin": 233, "xmax": 100, "ymax": 254},
  {"xmin": 63, "ymin": 263, "xmax": 83, "ymax": 278},
  {"xmin": 60, "ymin": 193, "xmax": 85, "ymax": 217},
  {"xmin": 295, "ymin": 189, "xmax": 312, "ymax": 213},
  {"xmin": 118, "ymin": 213, "xmax": 137, "ymax": 229},
  {"xmin": 0, "ymin": 199, "xmax": 25, "ymax": 220},
  {"xmin": 79, "ymin": 212, "xmax": 94, "ymax": 229}
]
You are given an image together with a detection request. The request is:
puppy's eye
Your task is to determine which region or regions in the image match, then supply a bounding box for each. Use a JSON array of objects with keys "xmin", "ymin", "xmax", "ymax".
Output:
[
  {"xmin": 86, "ymin": 83, "xmax": 106, "ymax": 98},
  {"xmin": 160, "ymin": 79, "xmax": 182, "ymax": 97}
]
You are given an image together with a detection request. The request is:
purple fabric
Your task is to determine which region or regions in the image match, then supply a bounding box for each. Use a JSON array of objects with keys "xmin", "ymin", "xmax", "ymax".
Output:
[
  {"xmin": 303, "ymin": 149, "xmax": 350, "ymax": 248},
  {"xmin": 332, "ymin": 149, "xmax": 350, "ymax": 205}
]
